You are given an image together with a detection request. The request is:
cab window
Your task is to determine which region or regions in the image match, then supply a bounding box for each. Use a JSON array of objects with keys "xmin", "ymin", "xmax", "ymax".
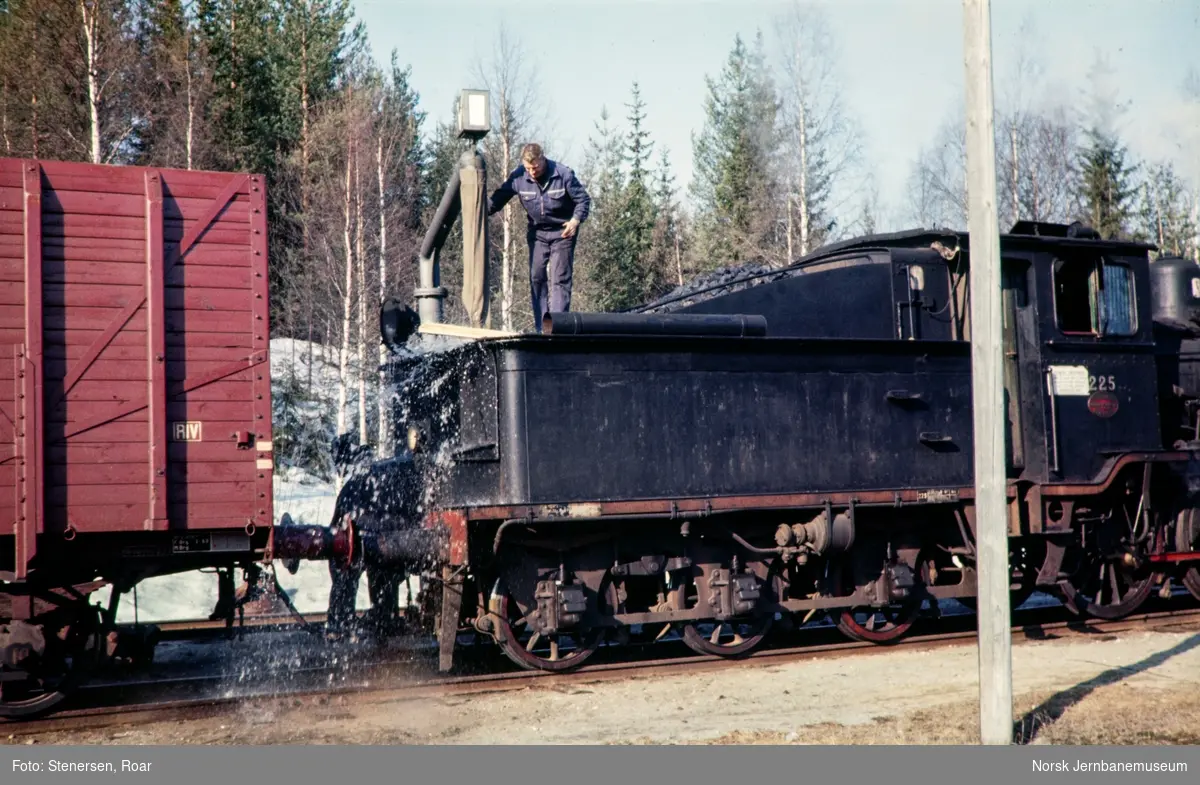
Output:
[{"xmin": 1052, "ymin": 258, "xmax": 1137, "ymax": 337}]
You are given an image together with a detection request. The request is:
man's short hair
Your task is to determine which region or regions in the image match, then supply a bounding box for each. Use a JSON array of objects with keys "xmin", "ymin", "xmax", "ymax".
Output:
[{"xmin": 521, "ymin": 143, "xmax": 544, "ymax": 162}]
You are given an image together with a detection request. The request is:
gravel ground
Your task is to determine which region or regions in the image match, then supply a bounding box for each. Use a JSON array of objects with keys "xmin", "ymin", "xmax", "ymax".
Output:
[{"xmin": 8, "ymin": 627, "xmax": 1200, "ymax": 746}]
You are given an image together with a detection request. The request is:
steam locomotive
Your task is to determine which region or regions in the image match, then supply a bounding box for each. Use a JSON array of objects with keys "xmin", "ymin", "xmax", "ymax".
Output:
[{"xmin": 285, "ymin": 220, "xmax": 1200, "ymax": 673}]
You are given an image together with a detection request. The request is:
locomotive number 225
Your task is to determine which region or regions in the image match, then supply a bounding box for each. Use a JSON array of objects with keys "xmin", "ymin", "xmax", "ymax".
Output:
[{"xmin": 1089, "ymin": 375, "xmax": 1117, "ymax": 392}]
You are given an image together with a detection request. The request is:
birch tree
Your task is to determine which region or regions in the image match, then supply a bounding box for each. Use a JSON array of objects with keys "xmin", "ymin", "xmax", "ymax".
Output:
[
  {"xmin": 775, "ymin": 3, "xmax": 860, "ymax": 256},
  {"xmin": 138, "ymin": 0, "xmax": 214, "ymax": 169}
]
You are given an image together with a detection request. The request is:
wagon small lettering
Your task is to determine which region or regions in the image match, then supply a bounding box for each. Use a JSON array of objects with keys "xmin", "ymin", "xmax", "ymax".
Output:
[
  {"xmin": 171, "ymin": 421, "xmax": 203, "ymax": 442},
  {"xmin": 917, "ymin": 489, "xmax": 959, "ymax": 503}
]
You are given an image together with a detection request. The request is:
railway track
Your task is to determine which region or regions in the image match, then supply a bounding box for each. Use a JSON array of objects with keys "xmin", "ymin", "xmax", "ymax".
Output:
[{"xmin": 6, "ymin": 599, "xmax": 1200, "ymax": 740}]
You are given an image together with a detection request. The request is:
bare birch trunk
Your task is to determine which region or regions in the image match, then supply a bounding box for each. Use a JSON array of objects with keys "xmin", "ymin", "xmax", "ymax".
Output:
[
  {"xmin": 336, "ymin": 137, "xmax": 354, "ymax": 437},
  {"xmin": 500, "ymin": 95, "xmax": 514, "ymax": 331},
  {"xmin": 29, "ymin": 90, "xmax": 37, "ymax": 159},
  {"xmin": 1010, "ymin": 123, "xmax": 1019, "ymax": 223},
  {"xmin": 1151, "ymin": 182, "xmax": 1165, "ymax": 250},
  {"xmin": 80, "ymin": 0, "xmax": 101, "ymax": 164},
  {"xmin": 1031, "ymin": 169, "xmax": 1040, "ymax": 221},
  {"xmin": 376, "ymin": 135, "xmax": 391, "ymax": 454},
  {"xmin": 785, "ymin": 193, "xmax": 793, "ymax": 263},
  {"xmin": 797, "ymin": 101, "xmax": 809, "ymax": 257},
  {"xmin": 674, "ymin": 233, "xmax": 683, "ymax": 286},
  {"xmin": 184, "ymin": 31, "xmax": 195, "ymax": 169},
  {"xmin": 2, "ymin": 77, "xmax": 10, "ymax": 153},
  {"xmin": 299, "ymin": 16, "xmax": 314, "ymax": 392},
  {"xmin": 355, "ymin": 138, "xmax": 368, "ymax": 446}
]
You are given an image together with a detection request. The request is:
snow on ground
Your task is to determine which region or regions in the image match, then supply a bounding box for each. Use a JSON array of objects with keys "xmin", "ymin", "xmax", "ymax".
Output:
[{"xmin": 93, "ymin": 338, "xmax": 383, "ymax": 623}]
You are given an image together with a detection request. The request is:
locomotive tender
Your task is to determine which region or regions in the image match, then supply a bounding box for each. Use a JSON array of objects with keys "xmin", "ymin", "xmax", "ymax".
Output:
[{"xmin": 333, "ymin": 220, "xmax": 1200, "ymax": 673}]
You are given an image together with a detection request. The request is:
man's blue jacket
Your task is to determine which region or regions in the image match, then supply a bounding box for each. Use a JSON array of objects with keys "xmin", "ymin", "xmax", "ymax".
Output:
[{"xmin": 487, "ymin": 159, "xmax": 591, "ymax": 233}]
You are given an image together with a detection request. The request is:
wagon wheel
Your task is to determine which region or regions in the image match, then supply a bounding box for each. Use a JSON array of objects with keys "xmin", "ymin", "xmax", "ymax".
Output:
[
  {"xmin": 680, "ymin": 615, "xmax": 773, "ymax": 658},
  {"xmin": 491, "ymin": 589, "xmax": 602, "ymax": 673},
  {"xmin": 1059, "ymin": 555, "xmax": 1156, "ymax": 620},
  {"xmin": 0, "ymin": 604, "xmax": 103, "ymax": 719},
  {"xmin": 835, "ymin": 600, "xmax": 920, "ymax": 644}
]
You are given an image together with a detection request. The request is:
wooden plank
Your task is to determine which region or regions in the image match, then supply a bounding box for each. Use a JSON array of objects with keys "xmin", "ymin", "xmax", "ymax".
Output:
[
  {"xmin": 0, "ymin": 186, "xmax": 21, "ymax": 210},
  {"xmin": 44, "ymin": 305, "xmax": 146, "ymax": 332},
  {"xmin": 40, "ymin": 160, "xmax": 245, "ymax": 191},
  {"xmin": 48, "ymin": 400, "xmax": 255, "ymax": 424},
  {"xmin": 41, "ymin": 306, "xmax": 255, "ymax": 333},
  {"xmin": 47, "ymin": 421, "xmax": 148, "ymax": 443},
  {"xmin": 165, "ymin": 309, "xmax": 255, "ymax": 333},
  {"xmin": 37, "ymin": 214, "xmax": 255, "ymax": 245},
  {"xmin": 49, "ymin": 480, "xmax": 253, "ymax": 507},
  {"xmin": 0, "ymin": 280, "xmax": 24, "ymax": 304},
  {"xmin": 55, "ymin": 374, "xmax": 254, "ymax": 402},
  {"xmin": 47, "ymin": 459, "xmax": 256, "ymax": 486},
  {"xmin": 146, "ymin": 170, "xmax": 168, "ymax": 529},
  {"xmin": 18, "ymin": 160, "xmax": 43, "ymax": 578},
  {"xmin": 49, "ymin": 418, "xmax": 249, "ymax": 444},
  {"xmin": 0, "ymin": 257, "xmax": 24, "ymax": 282},
  {"xmin": 44, "ymin": 235, "xmax": 147, "ymax": 252},
  {"xmin": 44, "ymin": 284, "xmax": 251, "ymax": 312},
  {"xmin": 44, "ymin": 329, "xmax": 255, "ymax": 349},
  {"xmin": 174, "ymin": 247, "xmax": 255, "ymax": 267},
  {"xmin": 41, "ymin": 306, "xmax": 253, "ymax": 333},
  {"xmin": 0, "ymin": 210, "xmax": 23, "ymax": 233},
  {"xmin": 42, "ymin": 261, "xmax": 252, "ymax": 290},
  {"xmin": 43, "ymin": 190, "xmax": 250, "ymax": 222},
  {"xmin": 38, "ymin": 173, "xmax": 229, "ymax": 201},
  {"xmin": 44, "ymin": 344, "xmax": 251, "ymax": 363},
  {"xmin": 418, "ymin": 322, "xmax": 517, "ymax": 339},
  {"xmin": 48, "ymin": 440, "xmax": 261, "ymax": 464},
  {"xmin": 46, "ymin": 358, "xmax": 255, "ymax": 381}
]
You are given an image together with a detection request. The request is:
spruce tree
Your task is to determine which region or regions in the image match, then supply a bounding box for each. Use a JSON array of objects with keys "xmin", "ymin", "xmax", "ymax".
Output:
[
  {"xmin": 1077, "ymin": 128, "xmax": 1137, "ymax": 240},
  {"xmin": 617, "ymin": 83, "xmax": 659, "ymax": 307},
  {"xmin": 690, "ymin": 34, "xmax": 781, "ymax": 270},
  {"xmin": 577, "ymin": 107, "xmax": 628, "ymax": 312}
]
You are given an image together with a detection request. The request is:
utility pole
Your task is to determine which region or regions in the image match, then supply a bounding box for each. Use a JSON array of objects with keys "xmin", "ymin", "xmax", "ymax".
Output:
[{"xmin": 963, "ymin": 0, "xmax": 1013, "ymax": 745}]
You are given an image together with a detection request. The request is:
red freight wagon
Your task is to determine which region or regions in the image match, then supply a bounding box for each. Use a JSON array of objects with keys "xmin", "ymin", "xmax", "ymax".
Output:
[{"xmin": 0, "ymin": 158, "xmax": 273, "ymax": 716}]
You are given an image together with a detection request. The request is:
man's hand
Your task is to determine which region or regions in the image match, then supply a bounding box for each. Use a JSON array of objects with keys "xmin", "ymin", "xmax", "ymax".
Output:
[{"xmin": 561, "ymin": 218, "xmax": 580, "ymax": 239}]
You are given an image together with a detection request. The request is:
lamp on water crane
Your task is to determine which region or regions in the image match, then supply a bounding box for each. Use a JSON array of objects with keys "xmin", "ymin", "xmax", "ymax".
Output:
[{"xmin": 458, "ymin": 89, "xmax": 491, "ymax": 140}]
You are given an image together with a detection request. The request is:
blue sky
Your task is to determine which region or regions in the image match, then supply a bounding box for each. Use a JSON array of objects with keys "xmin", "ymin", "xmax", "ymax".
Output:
[{"xmin": 356, "ymin": 0, "xmax": 1200, "ymax": 229}]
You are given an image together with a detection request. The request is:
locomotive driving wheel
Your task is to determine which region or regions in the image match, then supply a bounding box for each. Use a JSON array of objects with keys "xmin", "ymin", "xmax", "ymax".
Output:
[
  {"xmin": 0, "ymin": 603, "xmax": 104, "ymax": 719},
  {"xmin": 1059, "ymin": 555, "xmax": 1155, "ymax": 619},
  {"xmin": 491, "ymin": 588, "xmax": 602, "ymax": 673},
  {"xmin": 1175, "ymin": 509, "xmax": 1200, "ymax": 602},
  {"xmin": 1060, "ymin": 498, "xmax": 1161, "ymax": 620},
  {"xmin": 1183, "ymin": 568, "xmax": 1200, "ymax": 602}
]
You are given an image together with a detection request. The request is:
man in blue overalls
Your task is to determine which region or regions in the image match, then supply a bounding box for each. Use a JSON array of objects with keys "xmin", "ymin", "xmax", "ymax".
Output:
[{"xmin": 488, "ymin": 143, "xmax": 591, "ymax": 332}]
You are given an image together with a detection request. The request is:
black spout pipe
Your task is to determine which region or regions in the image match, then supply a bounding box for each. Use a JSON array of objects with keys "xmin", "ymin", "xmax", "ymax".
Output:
[
  {"xmin": 419, "ymin": 167, "xmax": 462, "ymax": 262},
  {"xmin": 544, "ymin": 312, "xmax": 768, "ymax": 337}
]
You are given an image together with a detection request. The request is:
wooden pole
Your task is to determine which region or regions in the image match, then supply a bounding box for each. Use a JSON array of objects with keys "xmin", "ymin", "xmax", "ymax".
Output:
[{"xmin": 962, "ymin": 0, "xmax": 1013, "ymax": 745}]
